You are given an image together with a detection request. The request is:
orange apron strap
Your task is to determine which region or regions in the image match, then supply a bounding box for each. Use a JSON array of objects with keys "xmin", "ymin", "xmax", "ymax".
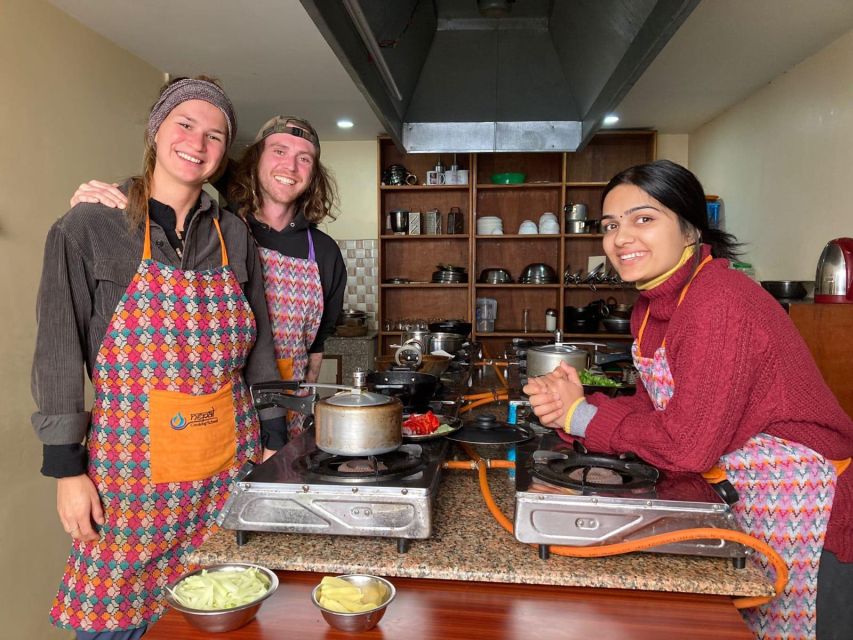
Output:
[
  {"xmin": 142, "ymin": 214, "xmax": 153, "ymax": 261},
  {"xmin": 636, "ymin": 254, "xmax": 714, "ymax": 357},
  {"xmin": 832, "ymin": 457, "xmax": 851, "ymax": 476},
  {"xmin": 213, "ymin": 217, "xmax": 228, "ymax": 266}
]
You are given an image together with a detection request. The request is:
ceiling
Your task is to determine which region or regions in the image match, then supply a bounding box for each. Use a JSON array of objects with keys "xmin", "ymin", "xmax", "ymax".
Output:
[{"xmin": 49, "ymin": 0, "xmax": 853, "ymax": 149}]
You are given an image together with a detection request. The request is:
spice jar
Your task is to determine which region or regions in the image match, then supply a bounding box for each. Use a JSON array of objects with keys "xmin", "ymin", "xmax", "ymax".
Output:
[{"xmin": 545, "ymin": 308, "xmax": 557, "ymax": 332}]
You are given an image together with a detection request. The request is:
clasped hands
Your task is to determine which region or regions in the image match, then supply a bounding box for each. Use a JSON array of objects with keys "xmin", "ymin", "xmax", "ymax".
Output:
[{"xmin": 521, "ymin": 361, "xmax": 585, "ymax": 431}]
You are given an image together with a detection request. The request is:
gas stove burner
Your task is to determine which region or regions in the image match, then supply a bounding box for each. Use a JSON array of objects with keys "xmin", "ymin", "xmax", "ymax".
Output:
[
  {"xmin": 530, "ymin": 450, "xmax": 659, "ymax": 495},
  {"xmin": 296, "ymin": 444, "xmax": 428, "ymax": 483}
]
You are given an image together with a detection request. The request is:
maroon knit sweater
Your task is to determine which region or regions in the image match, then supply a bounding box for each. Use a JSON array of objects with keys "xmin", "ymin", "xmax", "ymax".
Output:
[{"xmin": 583, "ymin": 246, "xmax": 853, "ymax": 561}]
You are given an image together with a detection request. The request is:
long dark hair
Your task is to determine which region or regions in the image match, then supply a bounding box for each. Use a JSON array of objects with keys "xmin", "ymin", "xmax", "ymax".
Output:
[{"xmin": 602, "ymin": 160, "xmax": 741, "ymax": 261}]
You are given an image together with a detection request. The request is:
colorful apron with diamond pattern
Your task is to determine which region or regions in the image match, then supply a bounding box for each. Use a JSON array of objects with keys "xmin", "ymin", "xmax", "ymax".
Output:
[
  {"xmin": 50, "ymin": 216, "xmax": 260, "ymax": 631},
  {"xmin": 633, "ymin": 256, "xmax": 836, "ymax": 639},
  {"xmin": 258, "ymin": 228, "xmax": 323, "ymax": 438}
]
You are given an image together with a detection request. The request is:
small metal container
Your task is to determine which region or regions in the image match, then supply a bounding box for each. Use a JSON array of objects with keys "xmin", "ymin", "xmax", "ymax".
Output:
[
  {"xmin": 565, "ymin": 203, "xmax": 588, "ymax": 221},
  {"xmin": 423, "ymin": 209, "xmax": 441, "ymax": 235},
  {"xmin": 446, "ymin": 207, "xmax": 464, "ymax": 234},
  {"xmin": 164, "ymin": 563, "xmax": 278, "ymax": 634},
  {"xmin": 312, "ymin": 575, "xmax": 396, "ymax": 632},
  {"xmin": 407, "ymin": 211, "xmax": 421, "ymax": 235},
  {"xmin": 429, "ymin": 332, "xmax": 465, "ymax": 354},
  {"xmin": 566, "ymin": 220, "xmax": 587, "ymax": 234}
]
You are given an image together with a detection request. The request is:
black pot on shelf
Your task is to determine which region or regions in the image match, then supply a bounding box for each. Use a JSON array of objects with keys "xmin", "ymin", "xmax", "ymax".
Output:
[{"xmin": 564, "ymin": 316, "xmax": 599, "ymax": 333}]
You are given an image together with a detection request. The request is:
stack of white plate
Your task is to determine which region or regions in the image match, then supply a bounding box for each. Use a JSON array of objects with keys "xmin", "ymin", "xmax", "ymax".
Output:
[
  {"xmin": 538, "ymin": 212, "xmax": 559, "ymax": 234},
  {"xmin": 477, "ymin": 216, "xmax": 503, "ymax": 235}
]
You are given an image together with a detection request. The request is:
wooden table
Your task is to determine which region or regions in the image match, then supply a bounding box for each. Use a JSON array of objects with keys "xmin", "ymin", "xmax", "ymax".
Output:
[{"xmin": 147, "ymin": 570, "xmax": 753, "ymax": 639}]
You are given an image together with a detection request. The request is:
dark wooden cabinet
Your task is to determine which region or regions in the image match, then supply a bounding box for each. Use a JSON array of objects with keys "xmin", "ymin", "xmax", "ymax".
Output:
[{"xmin": 377, "ymin": 132, "xmax": 656, "ymax": 355}]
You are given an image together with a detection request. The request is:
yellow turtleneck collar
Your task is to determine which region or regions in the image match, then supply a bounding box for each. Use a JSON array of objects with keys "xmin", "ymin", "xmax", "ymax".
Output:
[{"xmin": 636, "ymin": 244, "xmax": 696, "ymax": 291}]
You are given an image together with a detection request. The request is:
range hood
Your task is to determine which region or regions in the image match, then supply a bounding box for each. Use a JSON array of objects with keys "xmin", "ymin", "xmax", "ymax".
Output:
[{"xmin": 300, "ymin": 0, "xmax": 698, "ymax": 152}]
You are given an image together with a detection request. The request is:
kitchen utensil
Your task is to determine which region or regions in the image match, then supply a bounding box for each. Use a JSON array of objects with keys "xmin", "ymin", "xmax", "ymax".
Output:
[
  {"xmin": 382, "ymin": 164, "xmax": 415, "ymax": 186},
  {"xmin": 428, "ymin": 320, "xmax": 472, "ymax": 337},
  {"xmin": 164, "ymin": 563, "xmax": 278, "ymax": 633},
  {"xmin": 518, "ymin": 263, "xmax": 558, "ymax": 284},
  {"xmin": 478, "ymin": 267, "xmax": 513, "ymax": 284},
  {"xmin": 564, "ymin": 203, "xmax": 588, "ymax": 221},
  {"xmin": 564, "ymin": 317, "xmax": 599, "ymax": 333},
  {"xmin": 428, "ymin": 332, "xmax": 466, "ymax": 354},
  {"xmin": 566, "ymin": 220, "xmax": 587, "ymax": 234},
  {"xmin": 311, "ymin": 574, "xmax": 396, "ymax": 632},
  {"xmin": 602, "ymin": 317, "xmax": 631, "ymax": 333},
  {"xmin": 815, "ymin": 237, "xmax": 853, "ymax": 303},
  {"xmin": 403, "ymin": 329, "xmax": 431, "ymax": 352},
  {"xmin": 339, "ymin": 309, "xmax": 367, "ymax": 327},
  {"xmin": 389, "ymin": 210, "xmax": 408, "ymax": 234},
  {"xmin": 526, "ymin": 340, "xmax": 590, "ymax": 377},
  {"xmin": 586, "ymin": 219, "xmax": 601, "ymax": 234},
  {"xmin": 518, "ymin": 220, "xmax": 538, "ymax": 234},
  {"xmin": 446, "ymin": 414, "xmax": 535, "ymax": 445},
  {"xmin": 446, "ymin": 207, "xmax": 464, "ymax": 234},
  {"xmin": 251, "ymin": 376, "xmax": 404, "ymax": 456},
  {"xmin": 760, "ymin": 280, "xmax": 808, "ymax": 300},
  {"xmin": 402, "ymin": 415, "xmax": 462, "ymax": 441},
  {"xmin": 366, "ymin": 370, "xmax": 438, "ymax": 412},
  {"xmin": 491, "ymin": 172, "xmax": 526, "ymax": 184},
  {"xmin": 375, "ymin": 354, "xmax": 452, "ymax": 377}
]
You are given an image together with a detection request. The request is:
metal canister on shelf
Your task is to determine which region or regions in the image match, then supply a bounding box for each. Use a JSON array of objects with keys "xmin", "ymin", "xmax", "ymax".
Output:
[
  {"xmin": 545, "ymin": 308, "xmax": 557, "ymax": 332},
  {"xmin": 446, "ymin": 207, "xmax": 463, "ymax": 234},
  {"xmin": 407, "ymin": 211, "xmax": 421, "ymax": 235}
]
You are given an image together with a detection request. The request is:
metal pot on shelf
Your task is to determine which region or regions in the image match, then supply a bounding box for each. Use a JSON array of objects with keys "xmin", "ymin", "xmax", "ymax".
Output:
[{"xmin": 250, "ymin": 372, "xmax": 403, "ymax": 456}]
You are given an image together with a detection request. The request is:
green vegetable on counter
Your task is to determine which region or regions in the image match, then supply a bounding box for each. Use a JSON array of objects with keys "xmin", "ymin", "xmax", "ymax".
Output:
[
  {"xmin": 434, "ymin": 423, "xmax": 455, "ymax": 435},
  {"xmin": 172, "ymin": 568, "xmax": 270, "ymax": 610},
  {"xmin": 579, "ymin": 371, "xmax": 619, "ymax": 387}
]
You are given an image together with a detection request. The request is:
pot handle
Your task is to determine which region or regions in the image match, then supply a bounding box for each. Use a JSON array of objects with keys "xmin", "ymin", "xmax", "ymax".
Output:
[{"xmin": 250, "ymin": 380, "xmax": 318, "ymax": 415}]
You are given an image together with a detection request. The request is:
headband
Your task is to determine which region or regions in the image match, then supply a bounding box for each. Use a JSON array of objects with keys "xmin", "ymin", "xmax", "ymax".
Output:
[{"xmin": 147, "ymin": 78, "xmax": 237, "ymax": 145}]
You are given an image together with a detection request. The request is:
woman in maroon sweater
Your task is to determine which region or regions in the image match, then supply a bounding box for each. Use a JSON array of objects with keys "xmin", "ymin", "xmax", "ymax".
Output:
[{"xmin": 525, "ymin": 160, "xmax": 851, "ymax": 640}]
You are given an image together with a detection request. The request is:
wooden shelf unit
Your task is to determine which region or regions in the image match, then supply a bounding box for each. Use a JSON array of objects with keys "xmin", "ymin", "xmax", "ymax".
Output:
[{"xmin": 377, "ymin": 131, "xmax": 656, "ymax": 355}]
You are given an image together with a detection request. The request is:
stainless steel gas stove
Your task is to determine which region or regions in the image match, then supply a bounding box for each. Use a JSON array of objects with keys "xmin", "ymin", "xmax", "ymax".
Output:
[
  {"xmin": 513, "ymin": 433, "xmax": 749, "ymax": 567},
  {"xmin": 218, "ymin": 425, "xmax": 449, "ymax": 553}
]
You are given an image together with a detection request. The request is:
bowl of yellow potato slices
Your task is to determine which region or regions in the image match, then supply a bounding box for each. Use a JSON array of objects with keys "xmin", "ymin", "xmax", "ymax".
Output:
[{"xmin": 311, "ymin": 574, "xmax": 396, "ymax": 631}]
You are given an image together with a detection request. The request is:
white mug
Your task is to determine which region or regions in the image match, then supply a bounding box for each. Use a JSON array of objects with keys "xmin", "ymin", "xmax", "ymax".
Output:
[
  {"xmin": 456, "ymin": 169, "xmax": 469, "ymax": 184},
  {"xmin": 426, "ymin": 170, "xmax": 446, "ymax": 185},
  {"xmin": 443, "ymin": 169, "xmax": 457, "ymax": 184}
]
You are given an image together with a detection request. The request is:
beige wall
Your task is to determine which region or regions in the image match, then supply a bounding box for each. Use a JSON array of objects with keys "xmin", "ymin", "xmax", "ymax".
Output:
[
  {"xmin": 689, "ymin": 28, "xmax": 853, "ymax": 281},
  {"xmin": 318, "ymin": 140, "xmax": 379, "ymax": 240},
  {"xmin": 656, "ymin": 133, "xmax": 689, "ymax": 167},
  {"xmin": 0, "ymin": 1, "xmax": 162, "ymax": 636}
]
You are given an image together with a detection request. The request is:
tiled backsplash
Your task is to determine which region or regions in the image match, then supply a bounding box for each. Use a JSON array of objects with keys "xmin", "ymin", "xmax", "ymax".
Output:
[{"xmin": 337, "ymin": 239, "xmax": 378, "ymax": 330}]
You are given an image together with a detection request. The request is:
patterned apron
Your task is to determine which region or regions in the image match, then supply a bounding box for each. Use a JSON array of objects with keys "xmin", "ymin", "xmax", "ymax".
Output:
[
  {"xmin": 258, "ymin": 228, "xmax": 324, "ymax": 438},
  {"xmin": 632, "ymin": 256, "xmax": 837, "ymax": 639},
  {"xmin": 50, "ymin": 215, "xmax": 260, "ymax": 631}
]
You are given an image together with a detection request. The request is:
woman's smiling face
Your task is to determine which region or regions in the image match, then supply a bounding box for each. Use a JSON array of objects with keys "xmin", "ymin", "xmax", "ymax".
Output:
[{"xmin": 601, "ymin": 184, "xmax": 695, "ymax": 284}]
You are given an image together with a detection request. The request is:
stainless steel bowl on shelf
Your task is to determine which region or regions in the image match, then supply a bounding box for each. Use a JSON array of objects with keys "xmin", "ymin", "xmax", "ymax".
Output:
[
  {"xmin": 518, "ymin": 263, "xmax": 558, "ymax": 284},
  {"xmin": 601, "ymin": 317, "xmax": 631, "ymax": 334},
  {"xmin": 311, "ymin": 574, "xmax": 396, "ymax": 632},
  {"xmin": 164, "ymin": 563, "xmax": 278, "ymax": 634},
  {"xmin": 478, "ymin": 267, "xmax": 513, "ymax": 284}
]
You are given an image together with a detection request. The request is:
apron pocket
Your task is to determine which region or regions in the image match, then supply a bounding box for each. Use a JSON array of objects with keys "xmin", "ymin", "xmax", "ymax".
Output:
[{"xmin": 148, "ymin": 383, "xmax": 237, "ymax": 484}]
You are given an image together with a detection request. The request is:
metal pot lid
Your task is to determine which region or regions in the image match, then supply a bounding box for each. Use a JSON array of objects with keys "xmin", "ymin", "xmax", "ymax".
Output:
[
  {"xmin": 446, "ymin": 414, "xmax": 535, "ymax": 445},
  {"xmin": 529, "ymin": 343, "xmax": 584, "ymax": 355},
  {"xmin": 324, "ymin": 389, "xmax": 395, "ymax": 407}
]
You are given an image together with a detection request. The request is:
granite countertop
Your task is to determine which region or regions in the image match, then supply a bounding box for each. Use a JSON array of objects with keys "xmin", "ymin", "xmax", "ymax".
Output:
[{"xmin": 192, "ymin": 452, "xmax": 773, "ymax": 598}]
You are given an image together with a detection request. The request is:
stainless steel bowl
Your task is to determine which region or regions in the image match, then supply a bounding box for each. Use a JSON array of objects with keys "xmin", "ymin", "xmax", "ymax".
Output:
[
  {"xmin": 429, "ymin": 332, "xmax": 466, "ymax": 354},
  {"xmin": 760, "ymin": 280, "xmax": 808, "ymax": 299},
  {"xmin": 478, "ymin": 267, "xmax": 513, "ymax": 284},
  {"xmin": 164, "ymin": 563, "xmax": 278, "ymax": 634},
  {"xmin": 519, "ymin": 262, "xmax": 558, "ymax": 284},
  {"xmin": 311, "ymin": 574, "xmax": 396, "ymax": 632},
  {"xmin": 602, "ymin": 317, "xmax": 631, "ymax": 333}
]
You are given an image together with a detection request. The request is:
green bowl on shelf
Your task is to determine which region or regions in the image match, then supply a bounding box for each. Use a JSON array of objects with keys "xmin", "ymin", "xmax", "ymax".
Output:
[{"xmin": 491, "ymin": 172, "xmax": 526, "ymax": 185}]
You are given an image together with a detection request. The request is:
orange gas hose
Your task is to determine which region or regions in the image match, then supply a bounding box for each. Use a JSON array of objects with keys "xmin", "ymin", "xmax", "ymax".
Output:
[
  {"xmin": 445, "ymin": 450, "xmax": 788, "ymax": 610},
  {"xmin": 458, "ymin": 394, "xmax": 508, "ymax": 414}
]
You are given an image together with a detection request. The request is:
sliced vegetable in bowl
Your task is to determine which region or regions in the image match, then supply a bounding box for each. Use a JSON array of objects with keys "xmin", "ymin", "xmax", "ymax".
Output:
[
  {"xmin": 401, "ymin": 412, "xmax": 462, "ymax": 441},
  {"xmin": 578, "ymin": 370, "xmax": 619, "ymax": 387},
  {"xmin": 170, "ymin": 565, "xmax": 273, "ymax": 611}
]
